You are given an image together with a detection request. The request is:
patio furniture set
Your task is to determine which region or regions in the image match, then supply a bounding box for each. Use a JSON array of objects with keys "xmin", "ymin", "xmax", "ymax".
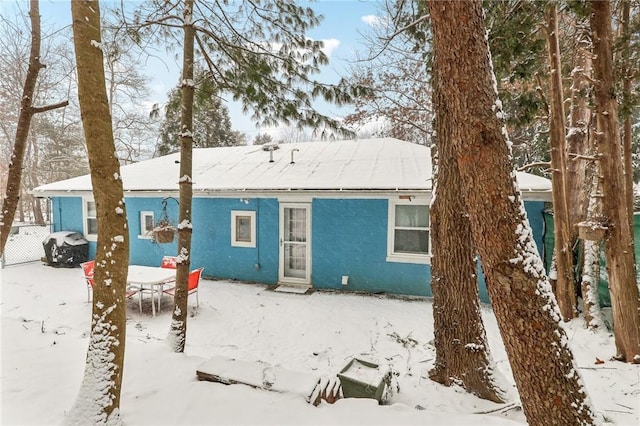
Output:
[{"xmin": 81, "ymin": 256, "xmax": 202, "ymax": 316}]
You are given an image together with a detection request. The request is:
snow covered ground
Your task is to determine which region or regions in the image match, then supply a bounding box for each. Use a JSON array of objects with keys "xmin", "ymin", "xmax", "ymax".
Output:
[{"xmin": 1, "ymin": 262, "xmax": 638, "ymax": 425}]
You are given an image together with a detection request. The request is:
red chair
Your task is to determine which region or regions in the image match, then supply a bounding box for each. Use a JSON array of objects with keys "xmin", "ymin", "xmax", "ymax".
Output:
[
  {"xmin": 81, "ymin": 260, "xmax": 142, "ymax": 312},
  {"xmin": 81, "ymin": 260, "xmax": 95, "ymax": 302},
  {"xmin": 161, "ymin": 256, "xmax": 178, "ymax": 269},
  {"xmin": 162, "ymin": 267, "xmax": 203, "ymax": 309}
]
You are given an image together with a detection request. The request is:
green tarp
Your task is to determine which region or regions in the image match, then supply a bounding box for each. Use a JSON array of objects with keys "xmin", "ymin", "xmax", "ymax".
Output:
[{"xmin": 543, "ymin": 212, "xmax": 640, "ymax": 307}]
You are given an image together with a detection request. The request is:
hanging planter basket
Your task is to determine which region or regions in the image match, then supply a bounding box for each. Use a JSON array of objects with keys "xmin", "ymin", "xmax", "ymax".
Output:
[
  {"xmin": 153, "ymin": 223, "xmax": 176, "ymax": 244},
  {"xmin": 153, "ymin": 197, "xmax": 178, "ymax": 244}
]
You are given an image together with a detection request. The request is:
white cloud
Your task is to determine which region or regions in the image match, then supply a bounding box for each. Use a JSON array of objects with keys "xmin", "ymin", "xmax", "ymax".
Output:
[
  {"xmin": 361, "ymin": 15, "xmax": 381, "ymax": 26},
  {"xmin": 321, "ymin": 38, "xmax": 340, "ymax": 57}
]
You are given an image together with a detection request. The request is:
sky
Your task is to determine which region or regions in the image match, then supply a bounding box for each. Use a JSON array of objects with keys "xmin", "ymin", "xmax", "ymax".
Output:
[{"xmin": 2, "ymin": 0, "xmax": 383, "ymax": 140}]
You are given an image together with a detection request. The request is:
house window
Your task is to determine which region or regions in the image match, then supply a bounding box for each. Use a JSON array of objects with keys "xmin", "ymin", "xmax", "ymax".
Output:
[
  {"xmin": 231, "ymin": 211, "xmax": 256, "ymax": 248},
  {"xmin": 387, "ymin": 199, "xmax": 430, "ymax": 264},
  {"xmin": 83, "ymin": 198, "xmax": 98, "ymax": 241},
  {"xmin": 140, "ymin": 211, "xmax": 154, "ymax": 238}
]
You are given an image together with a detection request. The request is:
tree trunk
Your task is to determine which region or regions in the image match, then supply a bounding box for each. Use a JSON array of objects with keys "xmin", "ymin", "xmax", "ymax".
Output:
[
  {"xmin": 567, "ymin": 22, "xmax": 593, "ymax": 318},
  {"xmin": 620, "ymin": 0, "xmax": 634, "ymax": 230},
  {"xmin": 567, "ymin": 25, "xmax": 592, "ymax": 233},
  {"xmin": 66, "ymin": 1, "xmax": 130, "ymax": 423},
  {"xmin": 589, "ymin": 0, "xmax": 640, "ymax": 363},
  {"xmin": 426, "ymin": 1, "xmax": 598, "ymax": 424},
  {"xmin": 0, "ymin": 0, "xmax": 42, "ymax": 254},
  {"xmin": 582, "ymin": 163, "xmax": 605, "ymax": 330},
  {"xmin": 545, "ymin": 4, "xmax": 576, "ymax": 320},
  {"xmin": 429, "ymin": 117, "xmax": 505, "ymax": 403},
  {"xmin": 168, "ymin": 0, "xmax": 195, "ymax": 353}
]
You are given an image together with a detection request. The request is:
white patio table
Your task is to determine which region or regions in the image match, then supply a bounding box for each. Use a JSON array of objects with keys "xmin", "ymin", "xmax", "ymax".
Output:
[{"xmin": 127, "ymin": 265, "xmax": 176, "ymax": 317}]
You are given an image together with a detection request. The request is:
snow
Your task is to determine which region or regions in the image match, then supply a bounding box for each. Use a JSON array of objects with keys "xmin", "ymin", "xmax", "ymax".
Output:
[
  {"xmin": 2, "ymin": 262, "xmax": 638, "ymax": 425},
  {"xmin": 31, "ymin": 138, "xmax": 552, "ymax": 200}
]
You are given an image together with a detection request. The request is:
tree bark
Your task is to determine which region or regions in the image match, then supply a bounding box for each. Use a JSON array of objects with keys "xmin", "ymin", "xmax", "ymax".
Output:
[
  {"xmin": 620, "ymin": 0, "xmax": 634, "ymax": 230},
  {"xmin": 429, "ymin": 119, "xmax": 505, "ymax": 403},
  {"xmin": 168, "ymin": 0, "xmax": 195, "ymax": 353},
  {"xmin": 589, "ymin": 0, "xmax": 640, "ymax": 363},
  {"xmin": 545, "ymin": 4, "xmax": 577, "ymax": 320},
  {"xmin": 426, "ymin": 1, "xmax": 598, "ymax": 424},
  {"xmin": 582, "ymin": 162, "xmax": 605, "ymax": 330},
  {"xmin": 567, "ymin": 25, "xmax": 592, "ymax": 233},
  {"xmin": 67, "ymin": 1, "xmax": 130, "ymax": 423}
]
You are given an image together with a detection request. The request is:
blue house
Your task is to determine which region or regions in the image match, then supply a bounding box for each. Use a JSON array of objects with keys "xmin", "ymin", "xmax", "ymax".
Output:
[{"xmin": 32, "ymin": 138, "xmax": 552, "ymax": 301}]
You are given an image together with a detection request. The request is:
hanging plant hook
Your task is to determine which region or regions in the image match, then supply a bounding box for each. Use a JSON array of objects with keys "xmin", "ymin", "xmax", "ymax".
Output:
[{"xmin": 153, "ymin": 197, "xmax": 179, "ymax": 244}]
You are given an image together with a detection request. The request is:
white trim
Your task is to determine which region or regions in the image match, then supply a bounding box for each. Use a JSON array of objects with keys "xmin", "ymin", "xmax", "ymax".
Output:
[
  {"xmin": 139, "ymin": 211, "xmax": 154, "ymax": 239},
  {"xmin": 32, "ymin": 189, "xmax": 552, "ymax": 202},
  {"xmin": 231, "ymin": 210, "xmax": 256, "ymax": 248},
  {"xmin": 387, "ymin": 198, "xmax": 431, "ymax": 265},
  {"xmin": 82, "ymin": 197, "xmax": 97, "ymax": 242},
  {"xmin": 277, "ymin": 195, "xmax": 314, "ymax": 203},
  {"xmin": 278, "ymin": 202, "xmax": 312, "ymax": 285}
]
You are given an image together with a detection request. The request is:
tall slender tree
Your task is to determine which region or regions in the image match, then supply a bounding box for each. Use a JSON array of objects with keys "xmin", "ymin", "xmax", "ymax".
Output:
[
  {"xmin": 66, "ymin": 0, "xmax": 130, "ymax": 423},
  {"xmin": 426, "ymin": 1, "xmax": 598, "ymax": 423},
  {"xmin": 589, "ymin": 0, "xmax": 640, "ymax": 363},
  {"xmin": 0, "ymin": 0, "xmax": 67, "ymax": 255},
  {"xmin": 167, "ymin": 0, "xmax": 195, "ymax": 353},
  {"xmin": 545, "ymin": 3, "xmax": 576, "ymax": 320}
]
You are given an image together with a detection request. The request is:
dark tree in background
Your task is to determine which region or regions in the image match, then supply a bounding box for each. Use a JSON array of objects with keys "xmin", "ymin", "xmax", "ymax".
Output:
[{"xmin": 157, "ymin": 68, "xmax": 241, "ymax": 155}]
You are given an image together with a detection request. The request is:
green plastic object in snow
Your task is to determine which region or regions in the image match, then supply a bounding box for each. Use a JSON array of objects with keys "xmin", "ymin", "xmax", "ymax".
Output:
[{"xmin": 337, "ymin": 358, "xmax": 389, "ymax": 402}]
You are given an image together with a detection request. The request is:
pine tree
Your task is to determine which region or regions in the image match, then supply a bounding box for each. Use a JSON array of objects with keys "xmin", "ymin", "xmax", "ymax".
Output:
[{"xmin": 157, "ymin": 69, "xmax": 238, "ymax": 155}]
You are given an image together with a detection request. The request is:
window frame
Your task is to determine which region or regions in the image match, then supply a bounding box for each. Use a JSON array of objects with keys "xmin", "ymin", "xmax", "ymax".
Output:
[
  {"xmin": 231, "ymin": 210, "xmax": 256, "ymax": 248},
  {"xmin": 386, "ymin": 198, "xmax": 431, "ymax": 264},
  {"xmin": 82, "ymin": 197, "xmax": 98, "ymax": 242},
  {"xmin": 139, "ymin": 211, "xmax": 155, "ymax": 239}
]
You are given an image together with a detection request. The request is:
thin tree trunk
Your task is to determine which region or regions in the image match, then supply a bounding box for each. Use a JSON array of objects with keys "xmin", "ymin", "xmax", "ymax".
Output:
[
  {"xmin": 545, "ymin": 4, "xmax": 576, "ymax": 320},
  {"xmin": 620, "ymin": 0, "xmax": 634, "ymax": 229},
  {"xmin": 582, "ymin": 161, "xmax": 605, "ymax": 330},
  {"xmin": 0, "ymin": 0, "xmax": 67, "ymax": 254},
  {"xmin": 429, "ymin": 120, "xmax": 505, "ymax": 403},
  {"xmin": 589, "ymin": 0, "xmax": 640, "ymax": 363},
  {"xmin": 0, "ymin": 0, "xmax": 42, "ymax": 254},
  {"xmin": 168, "ymin": 0, "xmax": 195, "ymax": 353},
  {"xmin": 567, "ymin": 22, "xmax": 593, "ymax": 314},
  {"xmin": 426, "ymin": 1, "xmax": 598, "ymax": 423},
  {"xmin": 66, "ymin": 1, "xmax": 130, "ymax": 423},
  {"xmin": 567, "ymin": 25, "xmax": 592, "ymax": 232}
]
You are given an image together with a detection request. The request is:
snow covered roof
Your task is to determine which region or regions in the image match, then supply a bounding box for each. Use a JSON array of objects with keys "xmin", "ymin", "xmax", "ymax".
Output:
[{"xmin": 32, "ymin": 138, "xmax": 552, "ymax": 200}]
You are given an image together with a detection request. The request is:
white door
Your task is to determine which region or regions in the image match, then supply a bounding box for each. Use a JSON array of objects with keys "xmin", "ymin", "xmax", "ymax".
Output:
[{"xmin": 279, "ymin": 203, "xmax": 311, "ymax": 285}]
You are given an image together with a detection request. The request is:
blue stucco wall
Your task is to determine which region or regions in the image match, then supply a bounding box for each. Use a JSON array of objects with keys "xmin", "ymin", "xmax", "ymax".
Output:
[
  {"xmin": 312, "ymin": 198, "xmax": 430, "ymax": 296},
  {"xmin": 50, "ymin": 195, "xmax": 548, "ymax": 301},
  {"xmin": 52, "ymin": 197, "xmax": 83, "ymax": 232},
  {"xmin": 190, "ymin": 198, "xmax": 279, "ymax": 284},
  {"xmin": 125, "ymin": 197, "xmax": 179, "ymax": 266},
  {"xmin": 51, "ymin": 196, "xmax": 98, "ymax": 258}
]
